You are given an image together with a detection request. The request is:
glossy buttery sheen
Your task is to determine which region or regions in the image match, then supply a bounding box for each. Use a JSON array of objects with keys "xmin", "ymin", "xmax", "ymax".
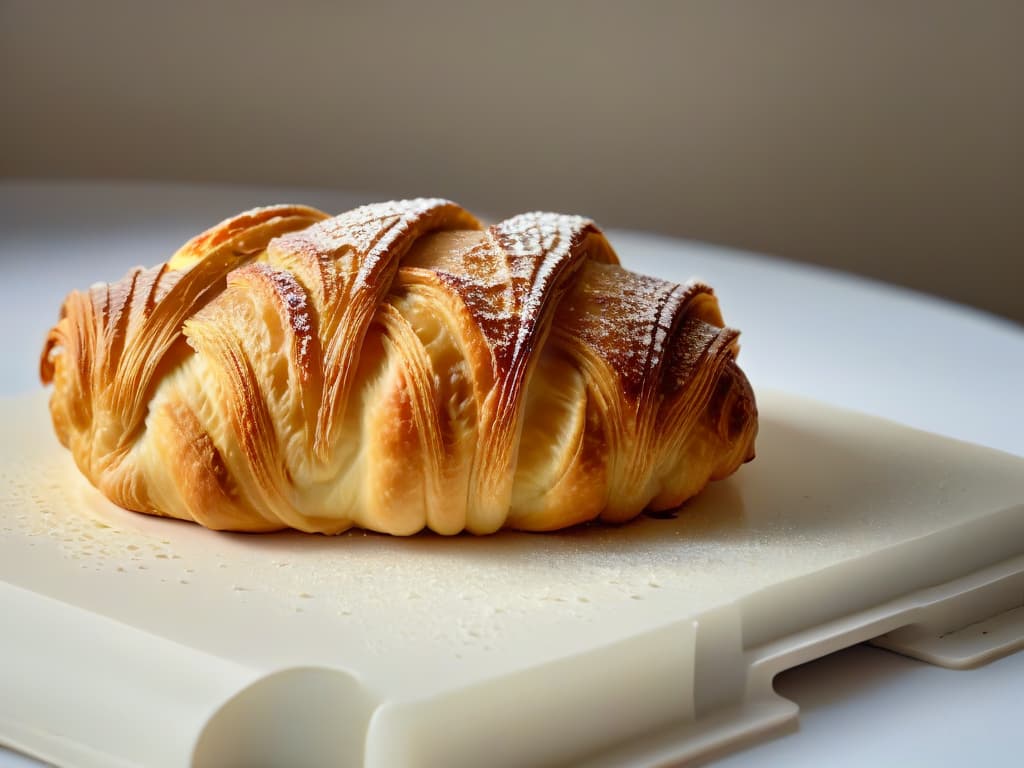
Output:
[{"xmin": 40, "ymin": 200, "xmax": 757, "ymax": 534}]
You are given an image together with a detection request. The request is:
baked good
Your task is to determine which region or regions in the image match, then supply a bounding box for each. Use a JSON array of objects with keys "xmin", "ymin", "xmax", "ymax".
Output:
[{"xmin": 40, "ymin": 200, "xmax": 757, "ymax": 534}]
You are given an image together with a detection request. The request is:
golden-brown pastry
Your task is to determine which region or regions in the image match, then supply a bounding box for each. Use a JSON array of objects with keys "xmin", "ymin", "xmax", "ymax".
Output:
[{"xmin": 40, "ymin": 200, "xmax": 757, "ymax": 535}]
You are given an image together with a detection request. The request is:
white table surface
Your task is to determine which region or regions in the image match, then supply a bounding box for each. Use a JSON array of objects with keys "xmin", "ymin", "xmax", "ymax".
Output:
[{"xmin": 1, "ymin": 180, "xmax": 1021, "ymax": 767}]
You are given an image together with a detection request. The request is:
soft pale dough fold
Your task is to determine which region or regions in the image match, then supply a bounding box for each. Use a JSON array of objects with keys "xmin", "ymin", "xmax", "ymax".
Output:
[{"xmin": 40, "ymin": 200, "xmax": 757, "ymax": 534}]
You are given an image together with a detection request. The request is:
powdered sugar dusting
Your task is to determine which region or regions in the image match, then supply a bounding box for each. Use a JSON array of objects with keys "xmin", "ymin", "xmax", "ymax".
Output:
[
  {"xmin": 238, "ymin": 262, "xmax": 316, "ymax": 377},
  {"xmin": 475, "ymin": 212, "xmax": 596, "ymax": 368},
  {"xmin": 558, "ymin": 267, "xmax": 721, "ymax": 400},
  {"xmin": 273, "ymin": 198, "xmax": 460, "ymax": 296}
]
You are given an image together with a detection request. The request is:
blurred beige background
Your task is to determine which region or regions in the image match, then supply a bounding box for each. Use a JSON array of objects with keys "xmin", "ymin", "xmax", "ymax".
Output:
[{"xmin": 2, "ymin": 0, "xmax": 1021, "ymax": 323}]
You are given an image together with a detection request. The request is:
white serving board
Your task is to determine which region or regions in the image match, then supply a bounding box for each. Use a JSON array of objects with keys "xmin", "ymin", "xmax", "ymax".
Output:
[{"xmin": 1, "ymin": 389, "xmax": 1023, "ymax": 768}]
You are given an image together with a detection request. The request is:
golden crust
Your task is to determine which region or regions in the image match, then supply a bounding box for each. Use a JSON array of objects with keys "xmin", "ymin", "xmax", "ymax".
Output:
[{"xmin": 40, "ymin": 200, "xmax": 757, "ymax": 535}]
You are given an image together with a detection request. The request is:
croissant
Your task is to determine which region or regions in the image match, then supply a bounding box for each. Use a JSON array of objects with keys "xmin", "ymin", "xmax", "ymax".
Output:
[{"xmin": 40, "ymin": 200, "xmax": 757, "ymax": 535}]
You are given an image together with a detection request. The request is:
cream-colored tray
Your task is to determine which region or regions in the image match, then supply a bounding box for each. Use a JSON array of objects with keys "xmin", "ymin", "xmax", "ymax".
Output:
[{"xmin": 2, "ymin": 390, "xmax": 1023, "ymax": 767}]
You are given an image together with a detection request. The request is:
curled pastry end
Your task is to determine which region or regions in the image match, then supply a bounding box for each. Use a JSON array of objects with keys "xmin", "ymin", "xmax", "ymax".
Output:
[{"xmin": 709, "ymin": 357, "xmax": 758, "ymax": 478}]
